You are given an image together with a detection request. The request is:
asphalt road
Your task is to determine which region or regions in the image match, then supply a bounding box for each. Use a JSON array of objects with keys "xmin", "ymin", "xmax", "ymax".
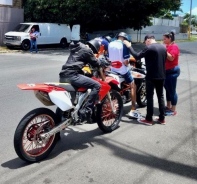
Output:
[{"xmin": 0, "ymin": 42, "xmax": 197, "ymax": 184}]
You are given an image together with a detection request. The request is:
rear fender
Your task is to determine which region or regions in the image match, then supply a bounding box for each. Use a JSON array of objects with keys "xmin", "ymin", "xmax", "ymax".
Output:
[
  {"xmin": 17, "ymin": 83, "xmax": 65, "ymax": 92},
  {"xmin": 18, "ymin": 83, "xmax": 73, "ymax": 111},
  {"xmin": 105, "ymin": 75, "xmax": 121, "ymax": 88},
  {"xmin": 105, "ymin": 76, "xmax": 119, "ymax": 85}
]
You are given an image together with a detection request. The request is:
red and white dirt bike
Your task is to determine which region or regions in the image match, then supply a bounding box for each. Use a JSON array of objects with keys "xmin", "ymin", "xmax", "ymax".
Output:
[
  {"xmin": 105, "ymin": 57, "xmax": 147, "ymax": 107},
  {"xmin": 14, "ymin": 61, "xmax": 123, "ymax": 163}
]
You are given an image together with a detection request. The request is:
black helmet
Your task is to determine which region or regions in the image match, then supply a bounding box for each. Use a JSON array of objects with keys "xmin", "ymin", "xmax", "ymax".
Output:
[
  {"xmin": 104, "ymin": 36, "xmax": 112, "ymax": 43},
  {"xmin": 86, "ymin": 39, "xmax": 100, "ymax": 54},
  {"xmin": 117, "ymin": 32, "xmax": 128, "ymax": 40}
]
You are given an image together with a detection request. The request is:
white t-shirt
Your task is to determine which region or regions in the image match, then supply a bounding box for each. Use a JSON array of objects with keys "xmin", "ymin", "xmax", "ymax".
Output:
[
  {"xmin": 108, "ymin": 40, "xmax": 130, "ymax": 75},
  {"xmin": 30, "ymin": 31, "xmax": 39, "ymax": 40}
]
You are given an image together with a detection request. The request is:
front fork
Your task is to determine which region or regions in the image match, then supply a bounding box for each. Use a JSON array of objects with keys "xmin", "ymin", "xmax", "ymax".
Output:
[{"xmin": 99, "ymin": 67, "xmax": 116, "ymax": 114}]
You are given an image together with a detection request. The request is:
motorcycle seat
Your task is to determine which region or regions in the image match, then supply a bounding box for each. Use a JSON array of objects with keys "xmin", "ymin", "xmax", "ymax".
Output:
[
  {"xmin": 106, "ymin": 71, "xmax": 124, "ymax": 78},
  {"xmin": 48, "ymin": 83, "xmax": 77, "ymax": 92}
]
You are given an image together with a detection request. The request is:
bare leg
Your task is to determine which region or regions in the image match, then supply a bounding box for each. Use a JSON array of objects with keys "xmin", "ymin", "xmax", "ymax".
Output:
[
  {"xmin": 167, "ymin": 101, "xmax": 172, "ymax": 109},
  {"xmin": 130, "ymin": 81, "xmax": 136, "ymax": 110},
  {"xmin": 171, "ymin": 105, "xmax": 176, "ymax": 111}
]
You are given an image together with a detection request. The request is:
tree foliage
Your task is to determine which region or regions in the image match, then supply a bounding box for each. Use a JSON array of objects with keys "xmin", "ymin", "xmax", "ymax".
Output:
[
  {"xmin": 24, "ymin": 0, "xmax": 181, "ymax": 32},
  {"xmin": 183, "ymin": 13, "xmax": 197, "ymax": 27}
]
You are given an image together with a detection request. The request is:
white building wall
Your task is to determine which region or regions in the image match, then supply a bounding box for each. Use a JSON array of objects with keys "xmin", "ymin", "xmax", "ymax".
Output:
[{"xmin": 89, "ymin": 17, "xmax": 188, "ymax": 42}]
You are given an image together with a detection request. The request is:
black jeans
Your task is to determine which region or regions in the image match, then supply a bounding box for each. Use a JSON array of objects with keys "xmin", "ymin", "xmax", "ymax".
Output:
[
  {"xmin": 60, "ymin": 73, "xmax": 101, "ymax": 110},
  {"xmin": 146, "ymin": 79, "xmax": 165, "ymax": 121}
]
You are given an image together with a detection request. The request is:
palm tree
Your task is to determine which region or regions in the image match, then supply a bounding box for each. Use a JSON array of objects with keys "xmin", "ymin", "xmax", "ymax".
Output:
[{"xmin": 183, "ymin": 13, "xmax": 197, "ymax": 27}]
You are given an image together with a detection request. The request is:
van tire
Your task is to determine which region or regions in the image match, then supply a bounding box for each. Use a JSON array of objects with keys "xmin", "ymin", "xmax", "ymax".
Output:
[
  {"xmin": 60, "ymin": 38, "xmax": 67, "ymax": 48},
  {"xmin": 21, "ymin": 40, "xmax": 31, "ymax": 51}
]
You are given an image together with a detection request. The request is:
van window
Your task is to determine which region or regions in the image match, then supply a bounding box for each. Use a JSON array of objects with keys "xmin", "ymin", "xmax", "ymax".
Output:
[{"xmin": 13, "ymin": 24, "xmax": 31, "ymax": 32}]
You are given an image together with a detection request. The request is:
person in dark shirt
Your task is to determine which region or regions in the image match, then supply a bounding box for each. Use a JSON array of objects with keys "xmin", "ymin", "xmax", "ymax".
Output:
[
  {"xmin": 59, "ymin": 39, "xmax": 103, "ymax": 121},
  {"xmin": 123, "ymin": 35, "xmax": 167, "ymax": 125}
]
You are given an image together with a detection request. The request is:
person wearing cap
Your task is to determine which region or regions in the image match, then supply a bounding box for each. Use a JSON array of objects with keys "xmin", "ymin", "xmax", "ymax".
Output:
[
  {"xmin": 123, "ymin": 35, "xmax": 167, "ymax": 126},
  {"xmin": 59, "ymin": 39, "xmax": 103, "ymax": 122},
  {"xmin": 108, "ymin": 32, "xmax": 141, "ymax": 119}
]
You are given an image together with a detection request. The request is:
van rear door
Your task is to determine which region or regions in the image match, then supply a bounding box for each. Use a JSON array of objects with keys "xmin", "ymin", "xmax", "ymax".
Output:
[{"xmin": 71, "ymin": 25, "xmax": 80, "ymax": 41}]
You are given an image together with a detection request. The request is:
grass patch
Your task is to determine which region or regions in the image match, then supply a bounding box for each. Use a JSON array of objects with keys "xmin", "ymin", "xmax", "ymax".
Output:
[
  {"xmin": 175, "ymin": 35, "xmax": 197, "ymax": 43},
  {"xmin": 0, "ymin": 46, "xmax": 9, "ymax": 51},
  {"xmin": 0, "ymin": 46, "xmax": 21, "ymax": 53}
]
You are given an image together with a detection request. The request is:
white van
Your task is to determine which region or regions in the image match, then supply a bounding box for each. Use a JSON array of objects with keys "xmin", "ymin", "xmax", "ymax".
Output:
[{"xmin": 3, "ymin": 23, "xmax": 80, "ymax": 50}]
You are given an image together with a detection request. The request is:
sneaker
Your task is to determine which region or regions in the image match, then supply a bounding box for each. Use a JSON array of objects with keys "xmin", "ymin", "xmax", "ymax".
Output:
[
  {"xmin": 128, "ymin": 110, "xmax": 142, "ymax": 119},
  {"xmin": 156, "ymin": 118, "xmax": 166, "ymax": 125},
  {"xmin": 165, "ymin": 110, "xmax": 177, "ymax": 116},
  {"xmin": 137, "ymin": 118, "xmax": 153, "ymax": 126}
]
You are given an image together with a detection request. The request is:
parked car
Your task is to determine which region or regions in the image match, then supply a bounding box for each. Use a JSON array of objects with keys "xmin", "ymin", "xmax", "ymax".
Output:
[
  {"xmin": 3, "ymin": 23, "xmax": 80, "ymax": 50},
  {"xmin": 191, "ymin": 31, "xmax": 197, "ymax": 35}
]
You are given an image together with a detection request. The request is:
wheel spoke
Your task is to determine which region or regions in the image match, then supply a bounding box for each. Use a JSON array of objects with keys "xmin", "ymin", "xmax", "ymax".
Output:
[
  {"xmin": 22, "ymin": 114, "xmax": 55, "ymax": 157},
  {"xmin": 101, "ymin": 94, "xmax": 120, "ymax": 126}
]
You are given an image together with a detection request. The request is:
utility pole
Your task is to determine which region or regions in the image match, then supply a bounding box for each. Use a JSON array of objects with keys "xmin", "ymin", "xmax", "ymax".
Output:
[{"xmin": 188, "ymin": 0, "xmax": 192, "ymax": 39}]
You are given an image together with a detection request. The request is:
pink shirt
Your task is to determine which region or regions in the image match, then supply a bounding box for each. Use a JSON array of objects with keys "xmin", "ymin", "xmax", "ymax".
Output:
[{"xmin": 165, "ymin": 43, "xmax": 179, "ymax": 70}]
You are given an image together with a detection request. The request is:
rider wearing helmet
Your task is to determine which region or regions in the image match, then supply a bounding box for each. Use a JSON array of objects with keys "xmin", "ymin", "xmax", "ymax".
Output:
[
  {"xmin": 59, "ymin": 39, "xmax": 103, "ymax": 122},
  {"xmin": 108, "ymin": 32, "xmax": 141, "ymax": 119},
  {"xmin": 104, "ymin": 36, "xmax": 112, "ymax": 43}
]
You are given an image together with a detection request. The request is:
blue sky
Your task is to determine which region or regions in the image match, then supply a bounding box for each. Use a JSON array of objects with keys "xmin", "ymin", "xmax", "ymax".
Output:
[{"xmin": 177, "ymin": 0, "xmax": 197, "ymax": 16}]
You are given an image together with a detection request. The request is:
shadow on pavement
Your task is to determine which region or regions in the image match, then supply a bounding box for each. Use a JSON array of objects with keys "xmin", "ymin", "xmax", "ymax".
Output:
[{"xmin": 2, "ymin": 125, "xmax": 197, "ymax": 181}]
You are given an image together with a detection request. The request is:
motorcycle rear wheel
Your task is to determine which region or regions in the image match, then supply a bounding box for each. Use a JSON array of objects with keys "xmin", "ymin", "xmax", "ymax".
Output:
[
  {"xmin": 14, "ymin": 108, "xmax": 59, "ymax": 163},
  {"xmin": 97, "ymin": 90, "xmax": 123, "ymax": 133}
]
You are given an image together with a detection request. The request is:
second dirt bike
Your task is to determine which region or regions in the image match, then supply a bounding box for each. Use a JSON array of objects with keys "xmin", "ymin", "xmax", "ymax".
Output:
[{"xmin": 105, "ymin": 59, "xmax": 147, "ymax": 107}]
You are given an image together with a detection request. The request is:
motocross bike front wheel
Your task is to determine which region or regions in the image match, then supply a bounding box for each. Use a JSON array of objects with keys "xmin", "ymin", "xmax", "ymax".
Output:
[
  {"xmin": 136, "ymin": 80, "xmax": 147, "ymax": 107},
  {"xmin": 14, "ymin": 108, "xmax": 59, "ymax": 163},
  {"xmin": 97, "ymin": 90, "xmax": 123, "ymax": 133}
]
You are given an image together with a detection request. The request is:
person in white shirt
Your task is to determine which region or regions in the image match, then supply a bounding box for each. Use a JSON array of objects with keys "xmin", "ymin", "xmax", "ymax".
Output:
[{"xmin": 108, "ymin": 32, "xmax": 141, "ymax": 118}]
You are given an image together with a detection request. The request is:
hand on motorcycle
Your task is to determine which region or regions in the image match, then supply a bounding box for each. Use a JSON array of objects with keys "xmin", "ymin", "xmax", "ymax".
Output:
[
  {"xmin": 123, "ymin": 60, "xmax": 129, "ymax": 66},
  {"xmin": 98, "ymin": 55, "xmax": 110, "ymax": 68},
  {"xmin": 123, "ymin": 40, "xmax": 131, "ymax": 48}
]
